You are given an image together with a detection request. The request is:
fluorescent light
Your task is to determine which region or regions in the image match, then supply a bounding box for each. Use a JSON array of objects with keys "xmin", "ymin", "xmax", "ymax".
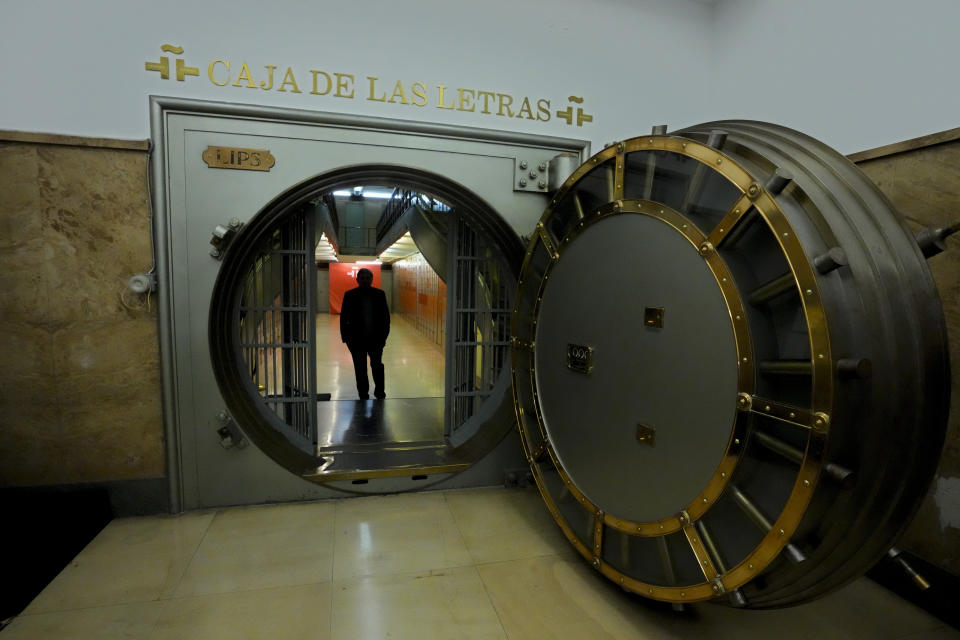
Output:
[{"xmin": 330, "ymin": 189, "xmax": 395, "ymax": 199}]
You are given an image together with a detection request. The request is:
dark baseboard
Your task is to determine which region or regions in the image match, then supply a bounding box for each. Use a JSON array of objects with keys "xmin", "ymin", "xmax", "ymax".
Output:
[
  {"xmin": 99, "ymin": 477, "xmax": 170, "ymax": 516},
  {"xmin": 0, "ymin": 477, "xmax": 170, "ymax": 619},
  {"xmin": 0, "ymin": 477, "xmax": 169, "ymax": 517}
]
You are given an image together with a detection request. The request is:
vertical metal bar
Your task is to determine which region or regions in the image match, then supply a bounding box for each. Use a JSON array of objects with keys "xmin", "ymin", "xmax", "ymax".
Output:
[
  {"xmin": 468, "ymin": 224, "xmax": 477, "ymax": 398},
  {"xmin": 281, "ymin": 249, "xmax": 286, "ymax": 402},
  {"xmin": 656, "ymin": 537, "xmax": 686, "ymax": 612},
  {"xmin": 262, "ymin": 263, "xmax": 267, "ymax": 397},
  {"xmin": 270, "ymin": 266, "xmax": 277, "ymax": 406},
  {"xmin": 254, "ymin": 256, "xmax": 260, "ymax": 394},
  {"xmin": 614, "ymin": 150, "xmax": 625, "ymax": 201},
  {"xmin": 460, "ymin": 221, "xmax": 468, "ymax": 425},
  {"xmin": 281, "ymin": 220, "xmax": 292, "ymax": 426},
  {"xmin": 460, "ymin": 218, "xmax": 468, "ymax": 423},
  {"xmin": 305, "ymin": 206, "xmax": 318, "ymax": 446},
  {"xmin": 680, "ymin": 164, "xmax": 707, "ymax": 215},
  {"xmin": 260, "ymin": 293, "xmax": 265, "ymax": 394},
  {"xmin": 442, "ymin": 208, "xmax": 458, "ymax": 436},
  {"xmin": 263, "ymin": 255, "xmax": 269, "ymax": 399},
  {"xmin": 296, "ymin": 234, "xmax": 302, "ymax": 421},
  {"xmin": 695, "ymin": 519, "xmax": 747, "ymax": 605},
  {"xmin": 643, "ymin": 152, "xmax": 656, "ymax": 200},
  {"xmin": 656, "ymin": 536, "xmax": 677, "ymax": 585},
  {"xmin": 259, "ymin": 251, "xmax": 265, "ymax": 397},
  {"xmin": 730, "ymin": 484, "xmax": 807, "ymax": 563}
]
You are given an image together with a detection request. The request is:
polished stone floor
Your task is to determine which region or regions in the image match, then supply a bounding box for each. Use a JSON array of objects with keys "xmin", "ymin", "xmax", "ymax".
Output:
[
  {"xmin": 313, "ymin": 398, "xmax": 452, "ymax": 475},
  {"xmin": 316, "ymin": 397, "xmax": 444, "ymax": 450},
  {"xmin": 5, "ymin": 487, "xmax": 956, "ymax": 639},
  {"xmin": 314, "ymin": 314, "xmax": 446, "ymax": 471},
  {"xmin": 315, "ymin": 314, "xmax": 444, "ymax": 401}
]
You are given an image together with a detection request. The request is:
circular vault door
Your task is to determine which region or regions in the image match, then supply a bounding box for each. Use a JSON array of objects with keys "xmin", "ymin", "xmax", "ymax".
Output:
[{"xmin": 511, "ymin": 121, "xmax": 951, "ymax": 608}]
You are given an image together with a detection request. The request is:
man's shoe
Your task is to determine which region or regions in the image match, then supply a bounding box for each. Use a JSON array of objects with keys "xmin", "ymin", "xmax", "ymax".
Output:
[
  {"xmin": 359, "ymin": 394, "xmax": 369, "ymax": 400},
  {"xmin": 374, "ymin": 390, "xmax": 386, "ymax": 399}
]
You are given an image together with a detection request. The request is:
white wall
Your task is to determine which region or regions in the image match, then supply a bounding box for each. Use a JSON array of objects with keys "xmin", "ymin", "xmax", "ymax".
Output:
[
  {"xmin": 0, "ymin": 0, "xmax": 713, "ymax": 150},
  {"xmin": 3, "ymin": 1, "xmax": 958, "ymax": 154},
  {"xmin": 710, "ymin": 0, "xmax": 960, "ymax": 153}
]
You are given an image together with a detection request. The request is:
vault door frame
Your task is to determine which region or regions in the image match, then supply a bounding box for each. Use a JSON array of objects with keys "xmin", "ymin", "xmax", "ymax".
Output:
[{"xmin": 149, "ymin": 96, "xmax": 590, "ymax": 512}]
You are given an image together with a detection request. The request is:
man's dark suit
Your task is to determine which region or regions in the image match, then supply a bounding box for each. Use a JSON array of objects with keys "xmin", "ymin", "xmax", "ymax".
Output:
[{"xmin": 340, "ymin": 284, "xmax": 391, "ymax": 398}]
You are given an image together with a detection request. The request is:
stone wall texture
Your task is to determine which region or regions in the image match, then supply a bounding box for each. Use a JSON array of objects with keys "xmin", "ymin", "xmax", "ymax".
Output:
[
  {"xmin": 0, "ymin": 141, "xmax": 164, "ymax": 485},
  {"xmin": 857, "ymin": 141, "xmax": 960, "ymax": 575}
]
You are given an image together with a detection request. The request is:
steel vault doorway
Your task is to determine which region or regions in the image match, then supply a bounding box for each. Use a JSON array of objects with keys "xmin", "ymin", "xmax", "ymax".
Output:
[
  {"xmin": 150, "ymin": 97, "xmax": 589, "ymax": 511},
  {"xmin": 209, "ymin": 166, "xmax": 524, "ymax": 483}
]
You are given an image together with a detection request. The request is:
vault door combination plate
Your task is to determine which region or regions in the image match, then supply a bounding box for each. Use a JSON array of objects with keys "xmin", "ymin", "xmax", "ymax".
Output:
[{"xmin": 510, "ymin": 122, "xmax": 950, "ymax": 608}]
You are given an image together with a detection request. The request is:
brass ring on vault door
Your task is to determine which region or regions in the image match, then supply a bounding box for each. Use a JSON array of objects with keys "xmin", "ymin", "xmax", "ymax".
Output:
[{"xmin": 512, "ymin": 133, "xmax": 833, "ymax": 604}]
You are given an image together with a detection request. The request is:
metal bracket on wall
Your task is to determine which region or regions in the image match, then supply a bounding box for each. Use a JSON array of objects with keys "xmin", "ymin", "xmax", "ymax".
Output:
[
  {"xmin": 215, "ymin": 410, "xmax": 247, "ymax": 450},
  {"xmin": 209, "ymin": 218, "xmax": 244, "ymax": 259},
  {"xmin": 514, "ymin": 158, "xmax": 549, "ymax": 192}
]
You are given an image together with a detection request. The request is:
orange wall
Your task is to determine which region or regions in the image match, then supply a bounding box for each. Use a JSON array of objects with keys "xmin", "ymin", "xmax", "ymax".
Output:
[{"xmin": 392, "ymin": 253, "xmax": 445, "ymax": 347}]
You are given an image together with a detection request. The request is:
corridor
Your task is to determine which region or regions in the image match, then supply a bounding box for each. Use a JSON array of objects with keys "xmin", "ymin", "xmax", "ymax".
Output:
[{"xmin": 314, "ymin": 313, "xmax": 446, "ymax": 455}]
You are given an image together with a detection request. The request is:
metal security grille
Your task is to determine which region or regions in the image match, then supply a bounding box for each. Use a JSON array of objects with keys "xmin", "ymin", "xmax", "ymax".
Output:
[
  {"xmin": 445, "ymin": 210, "xmax": 513, "ymax": 435},
  {"xmin": 238, "ymin": 207, "xmax": 318, "ymax": 452}
]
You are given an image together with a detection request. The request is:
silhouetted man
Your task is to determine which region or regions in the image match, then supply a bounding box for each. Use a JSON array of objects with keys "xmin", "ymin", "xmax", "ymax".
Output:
[{"xmin": 340, "ymin": 268, "xmax": 390, "ymax": 399}]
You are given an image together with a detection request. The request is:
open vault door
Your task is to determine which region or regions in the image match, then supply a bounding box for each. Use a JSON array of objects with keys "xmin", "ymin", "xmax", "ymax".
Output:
[{"xmin": 511, "ymin": 121, "xmax": 951, "ymax": 607}]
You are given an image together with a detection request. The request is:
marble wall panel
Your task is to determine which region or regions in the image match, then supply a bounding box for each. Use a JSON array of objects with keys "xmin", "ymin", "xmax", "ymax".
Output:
[
  {"xmin": 0, "ymin": 141, "xmax": 164, "ymax": 487},
  {"xmin": 52, "ymin": 316, "xmax": 160, "ymax": 375},
  {"xmin": 0, "ymin": 238, "xmax": 56, "ymax": 328},
  {"xmin": 0, "ymin": 321, "xmax": 55, "ymax": 378},
  {"xmin": 55, "ymin": 364, "xmax": 164, "ymax": 484},
  {"xmin": 35, "ymin": 146, "xmax": 154, "ymax": 328},
  {"xmin": 0, "ymin": 144, "xmax": 46, "ymax": 246},
  {"xmin": 858, "ymin": 141, "xmax": 960, "ymax": 575}
]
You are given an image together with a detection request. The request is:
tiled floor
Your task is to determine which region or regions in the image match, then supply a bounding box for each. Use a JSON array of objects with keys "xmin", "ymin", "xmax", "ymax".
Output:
[{"xmin": 5, "ymin": 487, "xmax": 956, "ymax": 639}]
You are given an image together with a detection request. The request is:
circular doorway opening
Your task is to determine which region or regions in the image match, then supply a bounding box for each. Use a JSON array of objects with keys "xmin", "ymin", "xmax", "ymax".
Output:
[{"xmin": 209, "ymin": 165, "xmax": 524, "ymax": 491}]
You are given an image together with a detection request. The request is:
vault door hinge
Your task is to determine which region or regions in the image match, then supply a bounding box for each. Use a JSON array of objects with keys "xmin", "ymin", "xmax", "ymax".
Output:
[
  {"xmin": 209, "ymin": 218, "xmax": 245, "ymax": 260},
  {"xmin": 215, "ymin": 410, "xmax": 247, "ymax": 450}
]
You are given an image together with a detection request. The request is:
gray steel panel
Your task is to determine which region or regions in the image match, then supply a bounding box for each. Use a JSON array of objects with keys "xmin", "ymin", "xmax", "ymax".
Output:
[{"xmin": 534, "ymin": 215, "xmax": 737, "ymax": 522}]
